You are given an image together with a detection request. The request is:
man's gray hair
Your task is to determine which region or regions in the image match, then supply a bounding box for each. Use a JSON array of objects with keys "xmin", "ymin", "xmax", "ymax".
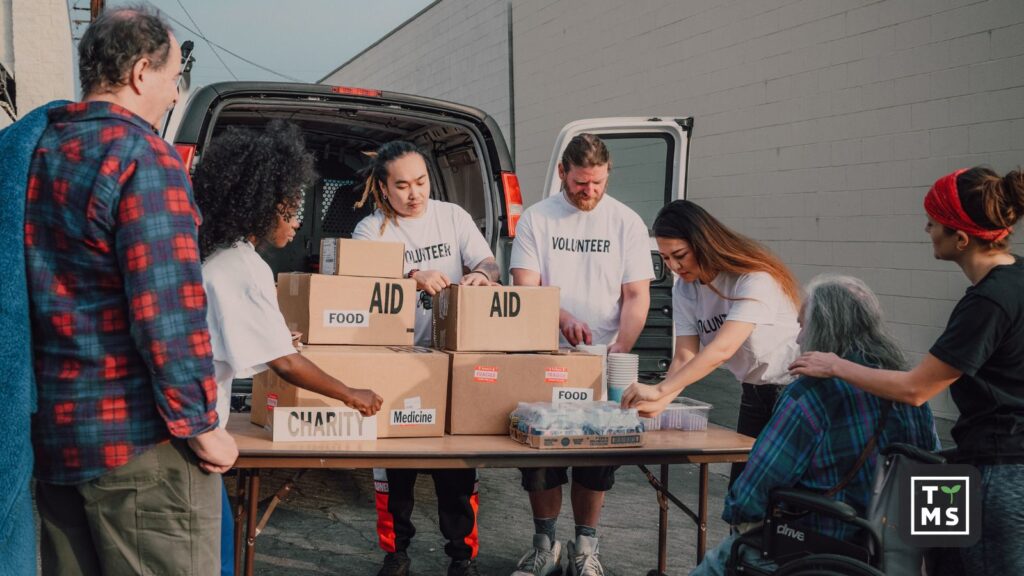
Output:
[{"xmin": 801, "ymin": 274, "xmax": 907, "ymax": 370}]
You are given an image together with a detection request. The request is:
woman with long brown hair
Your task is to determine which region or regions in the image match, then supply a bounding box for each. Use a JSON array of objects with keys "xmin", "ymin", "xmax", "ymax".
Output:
[{"xmin": 621, "ymin": 199, "xmax": 801, "ymax": 486}]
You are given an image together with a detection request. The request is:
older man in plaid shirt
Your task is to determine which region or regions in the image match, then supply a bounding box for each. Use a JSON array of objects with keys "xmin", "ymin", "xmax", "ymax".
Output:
[{"xmin": 26, "ymin": 6, "xmax": 236, "ymax": 575}]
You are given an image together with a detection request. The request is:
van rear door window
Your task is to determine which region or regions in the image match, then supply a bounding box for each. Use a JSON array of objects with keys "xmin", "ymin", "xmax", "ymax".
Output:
[{"xmin": 601, "ymin": 134, "xmax": 672, "ymax": 233}]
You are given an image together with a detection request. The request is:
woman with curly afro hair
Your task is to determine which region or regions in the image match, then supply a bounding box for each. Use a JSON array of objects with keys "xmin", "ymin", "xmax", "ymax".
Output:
[{"xmin": 193, "ymin": 119, "xmax": 383, "ymax": 576}]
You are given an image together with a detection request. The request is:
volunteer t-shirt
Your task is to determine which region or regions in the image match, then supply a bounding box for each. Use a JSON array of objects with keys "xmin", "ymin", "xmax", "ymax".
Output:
[
  {"xmin": 510, "ymin": 192, "xmax": 655, "ymax": 347},
  {"xmin": 352, "ymin": 199, "xmax": 494, "ymax": 346},
  {"xmin": 203, "ymin": 241, "xmax": 297, "ymax": 427},
  {"xmin": 930, "ymin": 255, "xmax": 1024, "ymax": 465},
  {"xmin": 673, "ymin": 271, "xmax": 800, "ymax": 385}
]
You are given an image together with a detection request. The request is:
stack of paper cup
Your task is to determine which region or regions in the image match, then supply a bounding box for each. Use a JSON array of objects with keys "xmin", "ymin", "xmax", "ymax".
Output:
[
  {"xmin": 606, "ymin": 353, "xmax": 639, "ymax": 403},
  {"xmin": 575, "ymin": 344, "xmax": 608, "ymax": 400}
]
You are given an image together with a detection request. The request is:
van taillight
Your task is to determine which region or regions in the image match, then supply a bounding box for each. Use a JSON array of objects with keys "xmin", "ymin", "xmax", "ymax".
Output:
[
  {"xmin": 501, "ymin": 172, "xmax": 523, "ymax": 237},
  {"xmin": 330, "ymin": 86, "xmax": 382, "ymax": 97},
  {"xmin": 175, "ymin": 143, "xmax": 196, "ymax": 172}
]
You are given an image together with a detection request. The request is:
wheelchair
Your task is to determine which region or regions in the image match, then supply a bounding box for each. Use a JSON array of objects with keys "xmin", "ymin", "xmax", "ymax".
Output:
[{"xmin": 726, "ymin": 443, "xmax": 947, "ymax": 576}]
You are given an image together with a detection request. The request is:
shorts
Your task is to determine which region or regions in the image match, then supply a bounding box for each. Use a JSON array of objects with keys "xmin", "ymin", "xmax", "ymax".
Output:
[{"xmin": 519, "ymin": 466, "xmax": 618, "ymax": 492}]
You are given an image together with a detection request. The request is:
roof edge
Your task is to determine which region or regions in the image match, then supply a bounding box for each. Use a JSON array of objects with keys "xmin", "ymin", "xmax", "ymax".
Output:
[{"xmin": 317, "ymin": 0, "xmax": 443, "ymax": 83}]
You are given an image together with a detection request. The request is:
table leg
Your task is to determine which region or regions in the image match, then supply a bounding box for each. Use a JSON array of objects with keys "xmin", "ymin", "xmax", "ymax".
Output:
[
  {"xmin": 233, "ymin": 470, "xmax": 247, "ymax": 576},
  {"xmin": 244, "ymin": 470, "xmax": 261, "ymax": 576},
  {"xmin": 657, "ymin": 464, "xmax": 669, "ymax": 575},
  {"xmin": 698, "ymin": 463, "xmax": 709, "ymax": 564}
]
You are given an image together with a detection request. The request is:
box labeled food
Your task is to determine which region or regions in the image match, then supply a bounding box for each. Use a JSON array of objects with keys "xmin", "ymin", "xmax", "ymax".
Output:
[
  {"xmin": 319, "ymin": 238, "xmax": 405, "ymax": 278},
  {"xmin": 270, "ymin": 406, "xmax": 378, "ymax": 442},
  {"xmin": 445, "ymin": 350, "xmax": 602, "ymax": 435},
  {"xmin": 433, "ymin": 285, "xmax": 559, "ymax": 352},
  {"xmin": 277, "ymin": 273, "xmax": 415, "ymax": 345},
  {"xmin": 252, "ymin": 345, "xmax": 449, "ymax": 438}
]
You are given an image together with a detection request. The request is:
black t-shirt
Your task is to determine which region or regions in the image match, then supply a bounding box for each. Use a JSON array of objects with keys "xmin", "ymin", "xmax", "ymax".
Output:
[{"xmin": 930, "ymin": 255, "xmax": 1024, "ymax": 464}]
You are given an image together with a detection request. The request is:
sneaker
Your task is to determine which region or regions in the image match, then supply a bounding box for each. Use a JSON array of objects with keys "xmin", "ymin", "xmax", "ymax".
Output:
[
  {"xmin": 565, "ymin": 535, "xmax": 603, "ymax": 576},
  {"xmin": 377, "ymin": 551, "xmax": 411, "ymax": 576},
  {"xmin": 511, "ymin": 534, "xmax": 562, "ymax": 576},
  {"xmin": 448, "ymin": 558, "xmax": 482, "ymax": 576}
]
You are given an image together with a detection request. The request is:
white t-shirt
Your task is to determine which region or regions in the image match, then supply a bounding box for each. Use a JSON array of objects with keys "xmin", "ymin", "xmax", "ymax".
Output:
[
  {"xmin": 510, "ymin": 192, "xmax": 655, "ymax": 347},
  {"xmin": 203, "ymin": 241, "xmax": 296, "ymax": 427},
  {"xmin": 352, "ymin": 199, "xmax": 494, "ymax": 346},
  {"xmin": 673, "ymin": 271, "xmax": 800, "ymax": 385}
]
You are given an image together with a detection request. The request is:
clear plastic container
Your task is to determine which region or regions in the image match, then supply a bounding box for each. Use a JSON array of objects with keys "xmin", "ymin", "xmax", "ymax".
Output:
[{"xmin": 640, "ymin": 397, "xmax": 712, "ymax": 431}]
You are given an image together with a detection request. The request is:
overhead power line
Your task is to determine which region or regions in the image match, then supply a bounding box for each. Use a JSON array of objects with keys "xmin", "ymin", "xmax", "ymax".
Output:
[
  {"xmin": 151, "ymin": 4, "xmax": 303, "ymax": 82},
  {"xmin": 174, "ymin": 0, "xmax": 237, "ymax": 80}
]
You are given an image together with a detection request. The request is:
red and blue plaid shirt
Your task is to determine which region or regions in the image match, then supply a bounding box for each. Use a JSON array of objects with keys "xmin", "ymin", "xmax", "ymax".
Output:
[{"xmin": 26, "ymin": 101, "xmax": 218, "ymax": 485}]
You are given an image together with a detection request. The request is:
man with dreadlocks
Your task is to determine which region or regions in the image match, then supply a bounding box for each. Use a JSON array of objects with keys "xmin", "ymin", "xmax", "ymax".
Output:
[{"xmin": 352, "ymin": 139, "xmax": 499, "ymax": 576}]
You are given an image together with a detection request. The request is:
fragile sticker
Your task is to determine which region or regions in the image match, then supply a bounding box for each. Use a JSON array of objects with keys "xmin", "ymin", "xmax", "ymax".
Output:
[
  {"xmin": 474, "ymin": 366, "xmax": 499, "ymax": 383},
  {"xmin": 545, "ymin": 367, "xmax": 569, "ymax": 383},
  {"xmin": 267, "ymin": 393, "xmax": 278, "ymax": 410}
]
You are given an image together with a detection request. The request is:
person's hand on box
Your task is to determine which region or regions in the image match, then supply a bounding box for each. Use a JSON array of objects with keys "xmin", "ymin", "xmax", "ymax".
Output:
[
  {"xmin": 346, "ymin": 388, "xmax": 384, "ymax": 416},
  {"xmin": 412, "ymin": 269, "xmax": 451, "ymax": 296},
  {"xmin": 459, "ymin": 270, "xmax": 494, "ymax": 287},
  {"xmin": 620, "ymin": 381, "xmax": 674, "ymax": 418},
  {"xmin": 187, "ymin": 427, "xmax": 239, "ymax": 474},
  {"xmin": 559, "ymin": 310, "xmax": 593, "ymax": 346}
]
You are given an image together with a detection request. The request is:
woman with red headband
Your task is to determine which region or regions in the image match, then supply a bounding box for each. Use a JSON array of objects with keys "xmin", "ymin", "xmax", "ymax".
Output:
[{"xmin": 790, "ymin": 166, "xmax": 1024, "ymax": 573}]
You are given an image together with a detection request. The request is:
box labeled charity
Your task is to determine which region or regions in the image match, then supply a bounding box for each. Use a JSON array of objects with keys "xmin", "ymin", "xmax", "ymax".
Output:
[
  {"xmin": 432, "ymin": 285, "xmax": 559, "ymax": 352},
  {"xmin": 277, "ymin": 273, "xmax": 415, "ymax": 345},
  {"xmin": 251, "ymin": 345, "xmax": 448, "ymax": 438},
  {"xmin": 319, "ymin": 238, "xmax": 404, "ymax": 278}
]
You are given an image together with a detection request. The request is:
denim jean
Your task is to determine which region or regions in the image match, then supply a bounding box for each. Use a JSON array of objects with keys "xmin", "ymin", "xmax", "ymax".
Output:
[
  {"xmin": 689, "ymin": 531, "xmax": 778, "ymax": 576},
  {"xmin": 730, "ymin": 383, "xmax": 786, "ymax": 488},
  {"xmin": 934, "ymin": 464, "xmax": 1024, "ymax": 575}
]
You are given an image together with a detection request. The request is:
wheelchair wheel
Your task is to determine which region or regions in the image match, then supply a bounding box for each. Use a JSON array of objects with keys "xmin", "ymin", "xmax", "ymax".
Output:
[{"xmin": 774, "ymin": 553, "xmax": 884, "ymax": 576}]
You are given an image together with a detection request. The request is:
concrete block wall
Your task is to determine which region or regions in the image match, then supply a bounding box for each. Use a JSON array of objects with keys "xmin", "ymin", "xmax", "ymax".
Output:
[
  {"xmin": 1, "ymin": 0, "xmax": 74, "ymax": 129},
  {"xmin": 512, "ymin": 0, "xmax": 1024, "ymax": 419},
  {"xmin": 328, "ymin": 0, "xmax": 1024, "ymax": 419},
  {"xmin": 320, "ymin": 0, "xmax": 513, "ymax": 139}
]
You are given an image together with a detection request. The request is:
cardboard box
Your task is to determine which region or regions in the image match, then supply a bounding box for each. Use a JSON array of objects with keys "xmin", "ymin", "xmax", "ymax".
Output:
[
  {"xmin": 445, "ymin": 350, "xmax": 603, "ymax": 435},
  {"xmin": 278, "ymin": 273, "xmax": 415, "ymax": 345},
  {"xmin": 251, "ymin": 345, "xmax": 449, "ymax": 438},
  {"xmin": 433, "ymin": 285, "xmax": 560, "ymax": 352},
  {"xmin": 319, "ymin": 238, "xmax": 405, "ymax": 278}
]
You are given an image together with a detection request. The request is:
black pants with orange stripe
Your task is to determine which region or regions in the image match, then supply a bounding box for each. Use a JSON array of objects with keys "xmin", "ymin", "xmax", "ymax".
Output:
[{"xmin": 374, "ymin": 468, "xmax": 480, "ymax": 560}]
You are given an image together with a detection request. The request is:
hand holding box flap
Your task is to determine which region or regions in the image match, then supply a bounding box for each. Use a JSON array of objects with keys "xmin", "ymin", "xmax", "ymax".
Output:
[
  {"xmin": 319, "ymin": 238, "xmax": 404, "ymax": 278},
  {"xmin": 432, "ymin": 285, "xmax": 560, "ymax": 352}
]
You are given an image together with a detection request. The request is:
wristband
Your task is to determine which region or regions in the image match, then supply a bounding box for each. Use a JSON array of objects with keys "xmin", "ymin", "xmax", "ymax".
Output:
[
  {"xmin": 467, "ymin": 270, "xmax": 490, "ymax": 282},
  {"xmin": 406, "ymin": 268, "xmax": 420, "ymax": 279}
]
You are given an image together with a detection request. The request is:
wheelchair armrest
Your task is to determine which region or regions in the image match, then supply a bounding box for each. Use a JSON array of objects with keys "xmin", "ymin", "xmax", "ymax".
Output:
[
  {"xmin": 881, "ymin": 442, "xmax": 946, "ymax": 464},
  {"xmin": 770, "ymin": 488, "xmax": 858, "ymax": 521}
]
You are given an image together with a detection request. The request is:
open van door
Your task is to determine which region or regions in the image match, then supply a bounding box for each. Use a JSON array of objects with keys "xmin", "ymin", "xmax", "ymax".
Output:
[{"xmin": 542, "ymin": 117, "xmax": 693, "ymax": 377}]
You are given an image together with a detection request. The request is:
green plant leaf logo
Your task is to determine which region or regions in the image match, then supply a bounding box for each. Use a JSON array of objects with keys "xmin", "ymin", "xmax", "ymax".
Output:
[{"xmin": 941, "ymin": 484, "xmax": 962, "ymax": 505}]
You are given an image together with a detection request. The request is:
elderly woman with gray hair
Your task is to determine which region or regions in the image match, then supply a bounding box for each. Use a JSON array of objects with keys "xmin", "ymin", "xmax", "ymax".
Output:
[{"xmin": 689, "ymin": 274, "xmax": 940, "ymax": 576}]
